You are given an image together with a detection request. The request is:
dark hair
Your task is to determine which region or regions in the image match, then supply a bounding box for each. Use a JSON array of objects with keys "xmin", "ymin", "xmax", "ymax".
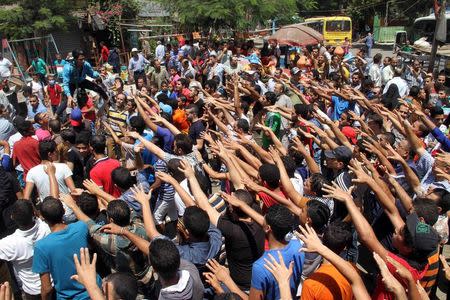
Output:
[
  {"xmin": 61, "ymin": 129, "xmax": 76, "ymax": 144},
  {"xmin": 157, "ymin": 93, "xmax": 170, "ymax": 104},
  {"xmin": 49, "ymin": 119, "xmax": 61, "ymax": 134},
  {"xmin": 264, "ymin": 91, "xmax": 277, "ymax": 105},
  {"xmin": 281, "ymin": 156, "xmax": 297, "ymax": 178},
  {"xmin": 186, "ymin": 104, "xmax": 199, "ymax": 117},
  {"xmin": 205, "ymin": 79, "xmax": 217, "ymax": 92},
  {"xmin": 72, "ymin": 49, "xmax": 85, "ymax": 60},
  {"xmin": 309, "ymin": 173, "xmax": 331, "ymax": 197},
  {"xmin": 294, "ymin": 104, "xmax": 312, "ymax": 119},
  {"xmin": 112, "ymin": 167, "xmax": 136, "ymax": 190},
  {"xmin": 322, "ymin": 221, "xmax": 352, "ymax": 254},
  {"xmin": 306, "ymin": 200, "xmax": 331, "ymax": 233},
  {"xmin": 77, "ymin": 192, "xmax": 99, "ymax": 219},
  {"xmin": 183, "ymin": 206, "xmax": 210, "ymax": 239},
  {"xmin": 232, "ymin": 189, "xmax": 255, "ymax": 218},
  {"xmin": 179, "ymin": 78, "xmax": 188, "ymax": 88},
  {"xmin": 38, "ymin": 140, "xmax": 57, "ymax": 160},
  {"xmin": 104, "ymin": 273, "xmax": 138, "ymax": 300},
  {"xmin": 15, "ymin": 118, "xmax": 33, "ymax": 136},
  {"xmin": 381, "ymin": 132, "xmax": 396, "ymax": 146},
  {"xmin": 107, "ymin": 200, "xmax": 131, "ymax": 227},
  {"xmin": 236, "ymin": 118, "xmax": 250, "ymax": 133},
  {"xmin": 90, "ymin": 135, "xmax": 106, "ymax": 154},
  {"xmin": 430, "ymin": 106, "xmax": 444, "ymax": 118},
  {"xmin": 373, "ymin": 53, "xmax": 382, "ymax": 64},
  {"xmin": 129, "ymin": 116, "xmax": 145, "ymax": 134},
  {"xmin": 265, "ymin": 205, "xmax": 294, "ymax": 242},
  {"xmin": 213, "ymin": 293, "xmax": 243, "ymax": 300},
  {"xmin": 174, "ymin": 134, "xmax": 193, "ymax": 154},
  {"xmin": 149, "ymin": 239, "xmax": 180, "ymax": 281},
  {"xmin": 11, "ymin": 199, "xmax": 34, "ymax": 228},
  {"xmin": 40, "ymin": 196, "xmax": 64, "ymax": 225},
  {"xmin": 167, "ymin": 159, "xmax": 185, "ymax": 181},
  {"xmin": 258, "ymin": 164, "xmax": 280, "ymax": 189},
  {"xmin": 438, "ymin": 192, "xmax": 450, "ymax": 214},
  {"xmin": 414, "ymin": 198, "xmax": 439, "ymax": 226},
  {"xmin": 409, "ymin": 86, "xmax": 420, "ymax": 98},
  {"xmin": 75, "ymin": 131, "xmax": 91, "ymax": 145},
  {"xmin": 34, "ymin": 112, "xmax": 45, "ymax": 124},
  {"xmin": 367, "ymin": 113, "xmax": 383, "ymax": 128}
]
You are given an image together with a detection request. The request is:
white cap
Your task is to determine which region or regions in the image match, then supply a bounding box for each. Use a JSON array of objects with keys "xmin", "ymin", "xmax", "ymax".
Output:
[
  {"xmin": 131, "ymin": 48, "xmax": 139, "ymax": 53},
  {"xmin": 209, "ymin": 50, "xmax": 217, "ymax": 57}
]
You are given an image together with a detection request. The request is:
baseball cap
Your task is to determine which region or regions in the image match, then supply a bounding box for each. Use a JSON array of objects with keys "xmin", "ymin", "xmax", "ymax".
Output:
[
  {"xmin": 341, "ymin": 126, "xmax": 357, "ymax": 145},
  {"xmin": 291, "ymin": 67, "xmax": 301, "ymax": 75},
  {"xmin": 324, "ymin": 146, "xmax": 353, "ymax": 164},
  {"xmin": 159, "ymin": 103, "xmax": 173, "ymax": 115},
  {"xmin": 209, "ymin": 51, "xmax": 217, "ymax": 57},
  {"xmin": 131, "ymin": 48, "xmax": 139, "ymax": 53},
  {"xmin": 70, "ymin": 107, "xmax": 82, "ymax": 127},
  {"xmin": 405, "ymin": 212, "xmax": 439, "ymax": 255}
]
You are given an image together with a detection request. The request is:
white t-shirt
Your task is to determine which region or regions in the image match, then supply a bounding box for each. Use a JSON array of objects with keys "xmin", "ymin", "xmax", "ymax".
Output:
[
  {"xmin": 28, "ymin": 81, "xmax": 44, "ymax": 101},
  {"xmin": 175, "ymin": 179, "xmax": 194, "ymax": 216},
  {"xmin": 0, "ymin": 219, "xmax": 50, "ymax": 295},
  {"xmin": 27, "ymin": 163, "xmax": 73, "ymax": 200},
  {"xmin": 0, "ymin": 58, "xmax": 12, "ymax": 78},
  {"xmin": 290, "ymin": 173, "xmax": 304, "ymax": 197}
]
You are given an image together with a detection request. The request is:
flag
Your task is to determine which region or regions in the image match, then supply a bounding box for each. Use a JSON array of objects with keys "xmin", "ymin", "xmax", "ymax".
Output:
[{"xmin": 436, "ymin": 0, "xmax": 447, "ymax": 43}]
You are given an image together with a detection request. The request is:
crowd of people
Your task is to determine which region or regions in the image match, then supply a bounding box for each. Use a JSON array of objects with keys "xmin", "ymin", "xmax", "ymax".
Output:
[{"xmin": 0, "ymin": 36, "xmax": 449, "ymax": 300}]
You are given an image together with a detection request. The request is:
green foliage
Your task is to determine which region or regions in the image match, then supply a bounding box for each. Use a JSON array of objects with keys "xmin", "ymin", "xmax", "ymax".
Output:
[
  {"xmin": 155, "ymin": 0, "xmax": 299, "ymax": 30},
  {"xmin": 0, "ymin": 0, "xmax": 72, "ymax": 39}
]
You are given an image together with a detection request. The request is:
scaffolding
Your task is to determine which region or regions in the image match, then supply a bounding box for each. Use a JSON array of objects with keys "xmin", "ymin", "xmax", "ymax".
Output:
[{"xmin": 1, "ymin": 34, "xmax": 59, "ymax": 84}]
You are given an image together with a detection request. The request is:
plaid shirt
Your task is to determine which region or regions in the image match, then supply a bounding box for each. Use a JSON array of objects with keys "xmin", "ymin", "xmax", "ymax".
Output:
[{"xmin": 87, "ymin": 214, "xmax": 151, "ymax": 281}]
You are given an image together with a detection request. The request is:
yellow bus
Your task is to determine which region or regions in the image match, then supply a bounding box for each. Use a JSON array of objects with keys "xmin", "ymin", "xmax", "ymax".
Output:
[{"xmin": 304, "ymin": 16, "xmax": 352, "ymax": 46}]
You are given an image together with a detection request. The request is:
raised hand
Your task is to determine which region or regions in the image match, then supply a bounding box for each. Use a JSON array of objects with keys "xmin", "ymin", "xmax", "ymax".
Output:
[
  {"xmin": 373, "ymin": 253, "xmax": 406, "ymax": 296},
  {"xmin": 440, "ymin": 255, "xmax": 450, "ymax": 281},
  {"xmin": 220, "ymin": 192, "xmax": 243, "ymax": 208},
  {"xmin": 83, "ymin": 179, "xmax": 102, "ymax": 196},
  {"xmin": 322, "ymin": 182, "xmax": 354, "ymax": 203},
  {"xmin": 71, "ymin": 248, "xmax": 98, "ymax": 287},
  {"xmin": 155, "ymin": 171, "xmax": 177, "ymax": 185},
  {"xmin": 241, "ymin": 178, "xmax": 263, "ymax": 193},
  {"xmin": 349, "ymin": 159, "xmax": 372, "ymax": 184},
  {"xmin": 60, "ymin": 193, "xmax": 77, "ymax": 209},
  {"xmin": 130, "ymin": 184, "xmax": 152, "ymax": 205},
  {"xmin": 264, "ymin": 251, "xmax": 293, "ymax": 285},
  {"xmin": 178, "ymin": 160, "xmax": 196, "ymax": 178},
  {"xmin": 126, "ymin": 131, "xmax": 141, "ymax": 140},
  {"xmin": 101, "ymin": 223, "xmax": 125, "ymax": 235},
  {"xmin": 44, "ymin": 161, "xmax": 56, "ymax": 175},
  {"xmin": 206, "ymin": 259, "xmax": 231, "ymax": 283},
  {"xmin": 295, "ymin": 224, "xmax": 324, "ymax": 253}
]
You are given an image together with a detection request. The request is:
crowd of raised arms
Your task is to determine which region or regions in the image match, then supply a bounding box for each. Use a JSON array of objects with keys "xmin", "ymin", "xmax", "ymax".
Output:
[{"xmin": 0, "ymin": 38, "xmax": 450, "ymax": 300}]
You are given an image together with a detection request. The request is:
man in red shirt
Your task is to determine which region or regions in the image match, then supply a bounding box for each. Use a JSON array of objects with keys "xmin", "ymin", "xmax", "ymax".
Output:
[
  {"xmin": 99, "ymin": 42, "xmax": 110, "ymax": 65},
  {"xmin": 44, "ymin": 74, "xmax": 62, "ymax": 114},
  {"xmin": 257, "ymin": 163, "xmax": 287, "ymax": 213},
  {"xmin": 89, "ymin": 135, "xmax": 121, "ymax": 198},
  {"xmin": 12, "ymin": 117, "xmax": 40, "ymax": 180}
]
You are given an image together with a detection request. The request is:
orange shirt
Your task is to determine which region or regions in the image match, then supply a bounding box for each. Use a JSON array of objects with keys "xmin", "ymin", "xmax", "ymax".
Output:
[
  {"xmin": 301, "ymin": 264, "xmax": 353, "ymax": 300},
  {"xmin": 172, "ymin": 108, "xmax": 190, "ymax": 133}
]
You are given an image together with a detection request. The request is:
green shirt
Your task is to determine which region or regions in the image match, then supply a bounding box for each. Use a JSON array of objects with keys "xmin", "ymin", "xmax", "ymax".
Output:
[
  {"xmin": 262, "ymin": 112, "xmax": 281, "ymax": 149},
  {"xmin": 32, "ymin": 58, "xmax": 47, "ymax": 75}
]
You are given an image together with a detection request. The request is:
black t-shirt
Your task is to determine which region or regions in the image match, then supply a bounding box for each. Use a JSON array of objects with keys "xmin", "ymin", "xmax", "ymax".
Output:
[
  {"xmin": 188, "ymin": 120, "xmax": 205, "ymax": 145},
  {"xmin": 217, "ymin": 213, "xmax": 265, "ymax": 289}
]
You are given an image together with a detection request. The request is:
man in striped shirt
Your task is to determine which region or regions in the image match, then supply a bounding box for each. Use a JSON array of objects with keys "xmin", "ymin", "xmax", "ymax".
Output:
[{"xmin": 106, "ymin": 93, "xmax": 127, "ymax": 158}]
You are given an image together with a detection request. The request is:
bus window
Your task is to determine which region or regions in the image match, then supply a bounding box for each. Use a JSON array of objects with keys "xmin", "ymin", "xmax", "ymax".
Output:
[
  {"xmin": 306, "ymin": 21, "xmax": 324, "ymax": 34},
  {"xmin": 325, "ymin": 20, "xmax": 351, "ymax": 32}
]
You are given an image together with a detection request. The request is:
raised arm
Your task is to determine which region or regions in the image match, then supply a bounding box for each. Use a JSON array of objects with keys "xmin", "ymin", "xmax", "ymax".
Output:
[
  {"xmin": 322, "ymin": 183, "xmax": 389, "ymax": 260},
  {"xmin": 297, "ymin": 224, "xmax": 371, "ymax": 300},
  {"xmin": 127, "ymin": 131, "xmax": 165, "ymax": 160}
]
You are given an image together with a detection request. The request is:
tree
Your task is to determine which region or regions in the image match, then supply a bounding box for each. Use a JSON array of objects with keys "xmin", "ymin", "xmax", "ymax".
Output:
[
  {"xmin": 0, "ymin": 0, "xmax": 72, "ymax": 39},
  {"xmin": 155, "ymin": 0, "xmax": 299, "ymax": 31}
]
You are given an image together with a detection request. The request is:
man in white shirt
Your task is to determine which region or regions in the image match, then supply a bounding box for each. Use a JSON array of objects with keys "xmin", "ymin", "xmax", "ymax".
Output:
[
  {"xmin": 0, "ymin": 200, "xmax": 50, "ymax": 298},
  {"xmin": 368, "ymin": 53, "xmax": 382, "ymax": 87},
  {"xmin": 382, "ymin": 56, "xmax": 397, "ymax": 86},
  {"xmin": 24, "ymin": 140, "xmax": 76, "ymax": 222},
  {"xmin": 383, "ymin": 70, "xmax": 410, "ymax": 98},
  {"xmin": 155, "ymin": 41, "xmax": 165, "ymax": 62},
  {"xmin": 0, "ymin": 55, "xmax": 13, "ymax": 79}
]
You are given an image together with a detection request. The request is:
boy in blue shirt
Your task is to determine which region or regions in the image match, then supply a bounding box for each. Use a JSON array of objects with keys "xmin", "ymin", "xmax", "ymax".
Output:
[
  {"xmin": 250, "ymin": 204, "xmax": 305, "ymax": 300},
  {"xmin": 32, "ymin": 197, "xmax": 102, "ymax": 299}
]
